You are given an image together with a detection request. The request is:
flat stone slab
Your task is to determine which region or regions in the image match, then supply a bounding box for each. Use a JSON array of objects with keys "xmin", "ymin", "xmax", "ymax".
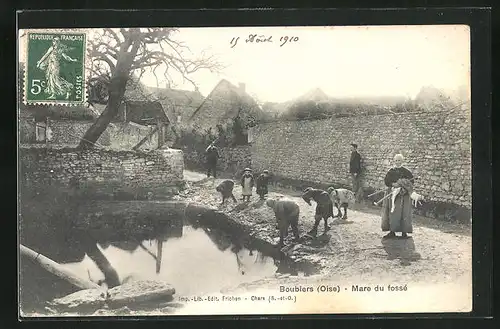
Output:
[
  {"xmin": 49, "ymin": 280, "xmax": 175, "ymax": 313},
  {"xmin": 49, "ymin": 288, "xmax": 108, "ymax": 312},
  {"xmin": 107, "ymin": 280, "xmax": 175, "ymax": 307}
]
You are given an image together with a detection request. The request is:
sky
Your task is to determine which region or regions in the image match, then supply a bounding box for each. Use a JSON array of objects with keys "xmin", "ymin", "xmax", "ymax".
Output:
[
  {"xmin": 18, "ymin": 25, "xmax": 471, "ymax": 103},
  {"xmin": 143, "ymin": 25, "xmax": 471, "ymax": 103}
]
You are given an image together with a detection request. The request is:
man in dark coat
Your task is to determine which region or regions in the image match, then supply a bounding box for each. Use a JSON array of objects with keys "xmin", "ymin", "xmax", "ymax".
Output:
[
  {"xmin": 349, "ymin": 143, "xmax": 362, "ymax": 203},
  {"xmin": 205, "ymin": 142, "xmax": 219, "ymax": 179}
]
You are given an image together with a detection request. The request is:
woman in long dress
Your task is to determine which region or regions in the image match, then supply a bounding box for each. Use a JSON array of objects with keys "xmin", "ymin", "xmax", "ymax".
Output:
[
  {"xmin": 240, "ymin": 168, "xmax": 255, "ymax": 202},
  {"xmin": 381, "ymin": 154, "xmax": 415, "ymax": 239},
  {"xmin": 36, "ymin": 36, "xmax": 78, "ymax": 100}
]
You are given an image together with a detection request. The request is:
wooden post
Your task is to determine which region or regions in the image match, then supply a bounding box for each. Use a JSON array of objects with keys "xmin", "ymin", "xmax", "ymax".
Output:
[
  {"xmin": 132, "ymin": 126, "xmax": 159, "ymax": 151},
  {"xmin": 138, "ymin": 242, "xmax": 158, "ymax": 261},
  {"xmin": 155, "ymin": 239, "xmax": 163, "ymax": 274},
  {"xmin": 20, "ymin": 244, "xmax": 100, "ymax": 290},
  {"xmin": 85, "ymin": 240, "xmax": 121, "ymax": 288},
  {"xmin": 367, "ymin": 190, "xmax": 385, "ymax": 198},
  {"xmin": 157, "ymin": 119, "xmax": 164, "ymax": 149},
  {"xmin": 45, "ymin": 117, "xmax": 49, "ymax": 149},
  {"xmin": 123, "ymin": 102, "xmax": 127, "ymax": 122},
  {"xmin": 157, "ymin": 119, "xmax": 161, "ymax": 149},
  {"xmin": 235, "ymin": 253, "xmax": 243, "ymax": 274}
]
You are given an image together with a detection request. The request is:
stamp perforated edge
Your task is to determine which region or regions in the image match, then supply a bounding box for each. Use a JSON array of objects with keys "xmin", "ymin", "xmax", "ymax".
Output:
[{"xmin": 20, "ymin": 28, "xmax": 92, "ymax": 107}]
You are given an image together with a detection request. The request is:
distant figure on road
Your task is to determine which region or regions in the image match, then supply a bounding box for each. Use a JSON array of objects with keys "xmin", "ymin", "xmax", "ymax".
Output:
[
  {"xmin": 240, "ymin": 168, "xmax": 255, "ymax": 202},
  {"xmin": 205, "ymin": 142, "xmax": 219, "ymax": 179},
  {"xmin": 381, "ymin": 153, "xmax": 415, "ymax": 239},
  {"xmin": 256, "ymin": 170, "xmax": 271, "ymax": 200},
  {"xmin": 349, "ymin": 143, "xmax": 363, "ymax": 203}
]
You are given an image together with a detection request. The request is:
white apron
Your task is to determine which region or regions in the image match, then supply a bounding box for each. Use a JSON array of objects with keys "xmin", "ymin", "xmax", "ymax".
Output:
[{"xmin": 242, "ymin": 176, "xmax": 253, "ymax": 196}]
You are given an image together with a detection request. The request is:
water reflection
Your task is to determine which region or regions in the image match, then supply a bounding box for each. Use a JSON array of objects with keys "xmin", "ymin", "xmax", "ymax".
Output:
[
  {"xmin": 20, "ymin": 199, "xmax": 307, "ymax": 313},
  {"xmin": 64, "ymin": 226, "xmax": 278, "ymax": 296}
]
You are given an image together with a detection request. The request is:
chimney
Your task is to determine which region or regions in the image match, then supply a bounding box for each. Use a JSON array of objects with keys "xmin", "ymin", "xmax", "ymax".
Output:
[{"xmin": 238, "ymin": 82, "xmax": 246, "ymax": 93}]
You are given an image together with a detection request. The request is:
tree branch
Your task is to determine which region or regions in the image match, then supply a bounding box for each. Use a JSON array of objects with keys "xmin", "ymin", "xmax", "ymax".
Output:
[
  {"xmin": 92, "ymin": 42, "xmax": 119, "ymax": 60},
  {"xmin": 138, "ymin": 242, "xmax": 158, "ymax": 261},
  {"xmin": 104, "ymin": 28, "xmax": 122, "ymax": 45},
  {"xmin": 92, "ymin": 54, "xmax": 116, "ymax": 71}
]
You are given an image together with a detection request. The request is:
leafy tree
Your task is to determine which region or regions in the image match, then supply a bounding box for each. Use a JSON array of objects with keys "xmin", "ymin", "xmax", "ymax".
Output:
[
  {"xmin": 281, "ymin": 100, "xmax": 330, "ymax": 120},
  {"xmin": 231, "ymin": 115, "xmax": 247, "ymax": 145}
]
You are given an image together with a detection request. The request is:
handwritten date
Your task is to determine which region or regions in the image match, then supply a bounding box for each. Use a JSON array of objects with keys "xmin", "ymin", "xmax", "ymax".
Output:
[{"xmin": 230, "ymin": 34, "xmax": 299, "ymax": 48}]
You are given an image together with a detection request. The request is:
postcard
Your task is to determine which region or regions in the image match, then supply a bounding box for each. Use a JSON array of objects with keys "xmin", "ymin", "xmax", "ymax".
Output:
[{"xmin": 18, "ymin": 24, "xmax": 472, "ymax": 317}]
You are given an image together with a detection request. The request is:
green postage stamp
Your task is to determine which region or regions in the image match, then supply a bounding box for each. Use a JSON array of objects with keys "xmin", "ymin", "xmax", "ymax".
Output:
[{"xmin": 24, "ymin": 32, "xmax": 87, "ymax": 106}]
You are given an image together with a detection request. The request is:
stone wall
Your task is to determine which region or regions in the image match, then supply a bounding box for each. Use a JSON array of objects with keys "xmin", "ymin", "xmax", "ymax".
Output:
[
  {"xmin": 51, "ymin": 120, "xmax": 105, "ymax": 146},
  {"xmin": 104, "ymin": 122, "xmax": 158, "ymax": 150},
  {"xmin": 19, "ymin": 147, "xmax": 184, "ymax": 199},
  {"xmin": 18, "ymin": 118, "xmax": 97, "ymax": 146},
  {"xmin": 250, "ymin": 109, "xmax": 471, "ymax": 221},
  {"xmin": 180, "ymin": 144, "xmax": 252, "ymax": 178},
  {"xmin": 18, "ymin": 118, "xmax": 158, "ymax": 150},
  {"xmin": 19, "ymin": 117, "xmax": 36, "ymax": 143}
]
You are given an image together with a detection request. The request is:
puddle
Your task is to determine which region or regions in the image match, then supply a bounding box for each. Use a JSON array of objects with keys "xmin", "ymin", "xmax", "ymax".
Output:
[
  {"xmin": 19, "ymin": 201, "xmax": 317, "ymax": 315},
  {"xmin": 63, "ymin": 225, "xmax": 281, "ymax": 297}
]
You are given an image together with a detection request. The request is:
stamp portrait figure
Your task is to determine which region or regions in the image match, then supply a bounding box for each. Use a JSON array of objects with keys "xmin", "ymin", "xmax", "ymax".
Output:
[
  {"xmin": 36, "ymin": 36, "xmax": 78, "ymax": 100},
  {"xmin": 25, "ymin": 32, "xmax": 86, "ymax": 105}
]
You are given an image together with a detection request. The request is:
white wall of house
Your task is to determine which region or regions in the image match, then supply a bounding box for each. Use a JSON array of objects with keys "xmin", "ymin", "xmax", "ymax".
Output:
[{"xmin": 19, "ymin": 118, "xmax": 159, "ymax": 151}]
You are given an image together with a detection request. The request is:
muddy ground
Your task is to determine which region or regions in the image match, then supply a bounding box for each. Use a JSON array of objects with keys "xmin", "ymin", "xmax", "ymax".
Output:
[
  {"xmin": 178, "ymin": 170, "xmax": 472, "ymax": 292},
  {"xmin": 22, "ymin": 170, "xmax": 472, "ymax": 316}
]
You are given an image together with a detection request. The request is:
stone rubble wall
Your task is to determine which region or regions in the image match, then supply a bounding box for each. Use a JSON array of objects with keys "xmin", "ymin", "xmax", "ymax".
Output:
[
  {"xmin": 19, "ymin": 147, "xmax": 184, "ymax": 199},
  {"xmin": 180, "ymin": 145, "xmax": 252, "ymax": 178},
  {"xmin": 250, "ymin": 109, "xmax": 471, "ymax": 220},
  {"xmin": 19, "ymin": 119, "xmax": 158, "ymax": 150}
]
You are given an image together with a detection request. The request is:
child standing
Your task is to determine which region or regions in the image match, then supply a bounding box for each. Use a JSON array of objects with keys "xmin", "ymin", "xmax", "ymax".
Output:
[
  {"xmin": 240, "ymin": 168, "xmax": 255, "ymax": 202},
  {"xmin": 256, "ymin": 170, "xmax": 271, "ymax": 200}
]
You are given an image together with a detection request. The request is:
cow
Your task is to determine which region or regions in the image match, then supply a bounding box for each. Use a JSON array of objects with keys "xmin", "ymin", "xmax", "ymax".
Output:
[{"xmin": 326, "ymin": 187, "xmax": 356, "ymax": 220}]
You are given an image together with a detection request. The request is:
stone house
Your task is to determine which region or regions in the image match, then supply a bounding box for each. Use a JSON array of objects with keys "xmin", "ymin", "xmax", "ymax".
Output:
[
  {"xmin": 19, "ymin": 63, "xmax": 205, "ymax": 149},
  {"xmin": 140, "ymin": 86, "xmax": 205, "ymax": 126},
  {"xmin": 186, "ymin": 79, "xmax": 265, "ymax": 138},
  {"xmin": 19, "ymin": 101, "xmax": 162, "ymax": 150},
  {"xmin": 123, "ymin": 78, "xmax": 205, "ymax": 127},
  {"xmin": 18, "ymin": 63, "xmax": 158, "ymax": 150},
  {"xmin": 118, "ymin": 101, "xmax": 168, "ymax": 126},
  {"xmin": 18, "ymin": 61, "xmax": 101, "ymax": 147},
  {"xmin": 19, "ymin": 103, "xmax": 101, "ymax": 147}
]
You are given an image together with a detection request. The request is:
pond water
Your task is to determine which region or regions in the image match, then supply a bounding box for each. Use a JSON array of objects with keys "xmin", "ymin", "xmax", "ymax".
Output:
[
  {"xmin": 19, "ymin": 201, "xmax": 312, "ymax": 315},
  {"xmin": 62, "ymin": 225, "xmax": 282, "ymax": 297}
]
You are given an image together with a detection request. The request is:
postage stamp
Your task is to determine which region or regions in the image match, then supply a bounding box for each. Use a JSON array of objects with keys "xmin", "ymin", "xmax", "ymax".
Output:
[
  {"xmin": 24, "ymin": 32, "xmax": 87, "ymax": 106},
  {"xmin": 17, "ymin": 21, "xmax": 479, "ymax": 318}
]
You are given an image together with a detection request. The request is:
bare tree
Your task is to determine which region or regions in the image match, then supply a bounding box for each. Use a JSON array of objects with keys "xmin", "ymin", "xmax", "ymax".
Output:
[{"xmin": 79, "ymin": 28, "xmax": 223, "ymax": 149}]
